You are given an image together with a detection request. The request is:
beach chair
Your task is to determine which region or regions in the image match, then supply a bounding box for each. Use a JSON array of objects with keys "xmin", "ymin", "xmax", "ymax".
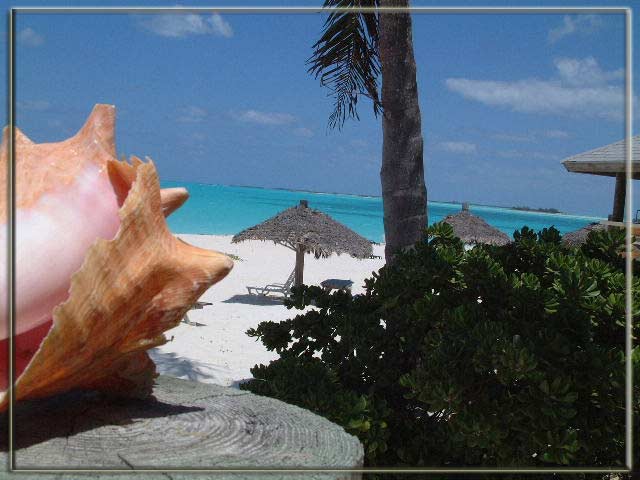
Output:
[
  {"xmin": 191, "ymin": 301, "xmax": 213, "ymax": 309},
  {"xmin": 247, "ymin": 269, "xmax": 295, "ymax": 298},
  {"xmin": 320, "ymin": 278, "xmax": 354, "ymax": 294},
  {"xmin": 182, "ymin": 300, "xmax": 213, "ymax": 325}
]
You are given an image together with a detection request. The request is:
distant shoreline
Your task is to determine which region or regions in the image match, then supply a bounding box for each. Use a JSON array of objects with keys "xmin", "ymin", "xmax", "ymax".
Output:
[
  {"xmin": 164, "ymin": 180, "xmax": 382, "ymax": 200},
  {"xmin": 162, "ymin": 180, "xmax": 604, "ymax": 220}
]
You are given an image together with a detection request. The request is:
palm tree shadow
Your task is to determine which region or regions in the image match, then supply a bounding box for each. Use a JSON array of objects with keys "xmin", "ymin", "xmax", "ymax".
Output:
[
  {"xmin": 0, "ymin": 388, "xmax": 203, "ymax": 451},
  {"xmin": 148, "ymin": 349, "xmax": 230, "ymax": 383}
]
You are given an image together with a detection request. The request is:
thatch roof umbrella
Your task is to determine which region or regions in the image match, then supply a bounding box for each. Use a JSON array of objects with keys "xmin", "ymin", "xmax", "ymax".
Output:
[
  {"xmin": 443, "ymin": 203, "xmax": 511, "ymax": 246},
  {"xmin": 561, "ymin": 222, "xmax": 606, "ymax": 247},
  {"xmin": 232, "ymin": 200, "xmax": 373, "ymax": 287}
]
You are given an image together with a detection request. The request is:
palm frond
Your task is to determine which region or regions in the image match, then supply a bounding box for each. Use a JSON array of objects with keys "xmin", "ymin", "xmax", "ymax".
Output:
[{"xmin": 307, "ymin": 0, "xmax": 381, "ymax": 130}]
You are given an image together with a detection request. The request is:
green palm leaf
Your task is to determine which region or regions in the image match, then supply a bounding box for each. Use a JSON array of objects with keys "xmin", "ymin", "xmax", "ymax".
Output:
[{"xmin": 308, "ymin": 0, "xmax": 382, "ymax": 130}]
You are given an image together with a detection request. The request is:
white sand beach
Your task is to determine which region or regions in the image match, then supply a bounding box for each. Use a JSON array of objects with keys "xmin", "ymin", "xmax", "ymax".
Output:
[{"xmin": 149, "ymin": 234, "xmax": 385, "ymax": 388}]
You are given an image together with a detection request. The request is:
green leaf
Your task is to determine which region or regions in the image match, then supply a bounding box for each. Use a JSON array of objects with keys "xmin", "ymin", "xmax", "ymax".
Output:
[{"xmin": 307, "ymin": 0, "xmax": 381, "ymax": 129}]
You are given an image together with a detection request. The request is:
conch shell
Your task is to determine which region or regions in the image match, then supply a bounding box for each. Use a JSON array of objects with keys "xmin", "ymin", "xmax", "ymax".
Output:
[{"xmin": 0, "ymin": 104, "xmax": 233, "ymax": 411}]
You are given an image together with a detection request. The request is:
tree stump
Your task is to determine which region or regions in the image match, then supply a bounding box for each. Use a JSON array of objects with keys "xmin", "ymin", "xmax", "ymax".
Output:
[{"xmin": 0, "ymin": 375, "xmax": 363, "ymax": 479}]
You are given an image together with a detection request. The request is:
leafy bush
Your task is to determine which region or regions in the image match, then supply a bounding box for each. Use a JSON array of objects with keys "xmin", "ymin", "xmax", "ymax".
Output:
[{"xmin": 242, "ymin": 223, "xmax": 638, "ymax": 472}]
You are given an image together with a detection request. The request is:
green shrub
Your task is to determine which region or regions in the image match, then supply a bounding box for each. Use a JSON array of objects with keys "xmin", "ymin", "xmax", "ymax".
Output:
[{"xmin": 242, "ymin": 223, "xmax": 638, "ymax": 472}]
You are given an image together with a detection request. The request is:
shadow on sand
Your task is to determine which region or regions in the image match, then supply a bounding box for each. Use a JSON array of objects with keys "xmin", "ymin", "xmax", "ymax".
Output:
[
  {"xmin": 148, "ymin": 349, "xmax": 230, "ymax": 384},
  {"xmin": 222, "ymin": 293, "xmax": 285, "ymax": 306}
]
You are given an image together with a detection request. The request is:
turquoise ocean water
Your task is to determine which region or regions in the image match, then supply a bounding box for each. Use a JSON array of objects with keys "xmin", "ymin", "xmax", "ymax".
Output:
[{"xmin": 162, "ymin": 182, "xmax": 603, "ymax": 243}]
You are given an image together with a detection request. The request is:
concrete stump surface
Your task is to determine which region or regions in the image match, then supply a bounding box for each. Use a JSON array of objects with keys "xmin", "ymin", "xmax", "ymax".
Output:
[{"xmin": 0, "ymin": 375, "xmax": 364, "ymax": 479}]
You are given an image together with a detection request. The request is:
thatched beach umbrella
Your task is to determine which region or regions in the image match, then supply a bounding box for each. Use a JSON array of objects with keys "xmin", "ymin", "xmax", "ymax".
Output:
[
  {"xmin": 443, "ymin": 204, "xmax": 511, "ymax": 246},
  {"xmin": 232, "ymin": 200, "xmax": 373, "ymax": 287},
  {"xmin": 561, "ymin": 223, "xmax": 606, "ymax": 247}
]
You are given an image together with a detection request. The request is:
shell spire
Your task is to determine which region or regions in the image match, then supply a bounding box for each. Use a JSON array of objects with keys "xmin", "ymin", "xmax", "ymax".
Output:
[
  {"xmin": 74, "ymin": 103, "xmax": 117, "ymax": 158},
  {"xmin": 0, "ymin": 125, "xmax": 33, "ymax": 156},
  {"xmin": 14, "ymin": 127, "xmax": 34, "ymax": 146}
]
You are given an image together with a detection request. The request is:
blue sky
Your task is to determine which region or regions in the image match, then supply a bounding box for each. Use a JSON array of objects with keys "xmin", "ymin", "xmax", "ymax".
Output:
[{"xmin": 3, "ymin": 0, "xmax": 638, "ymax": 217}]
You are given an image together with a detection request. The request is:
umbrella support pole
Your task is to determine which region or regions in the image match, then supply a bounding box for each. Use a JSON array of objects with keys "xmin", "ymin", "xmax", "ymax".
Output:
[
  {"xmin": 611, "ymin": 172, "xmax": 626, "ymax": 222},
  {"xmin": 294, "ymin": 246, "xmax": 305, "ymax": 287}
]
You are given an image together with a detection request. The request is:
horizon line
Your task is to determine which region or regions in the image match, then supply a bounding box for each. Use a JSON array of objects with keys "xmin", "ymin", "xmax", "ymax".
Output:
[{"xmin": 160, "ymin": 179, "xmax": 606, "ymax": 220}]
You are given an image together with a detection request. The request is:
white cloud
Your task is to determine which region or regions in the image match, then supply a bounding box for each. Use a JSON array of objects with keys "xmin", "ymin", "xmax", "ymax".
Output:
[
  {"xmin": 17, "ymin": 100, "xmax": 50, "ymax": 111},
  {"xmin": 489, "ymin": 129, "xmax": 570, "ymax": 142},
  {"xmin": 548, "ymin": 15, "xmax": 603, "ymax": 44},
  {"xmin": 140, "ymin": 12, "xmax": 233, "ymax": 38},
  {"xmin": 177, "ymin": 106, "xmax": 208, "ymax": 123},
  {"xmin": 445, "ymin": 57, "xmax": 626, "ymax": 121},
  {"xmin": 554, "ymin": 57, "xmax": 623, "ymax": 87},
  {"xmin": 210, "ymin": 14, "xmax": 233, "ymax": 38},
  {"xmin": 491, "ymin": 133, "xmax": 533, "ymax": 143},
  {"xmin": 294, "ymin": 127, "xmax": 314, "ymax": 138},
  {"xmin": 232, "ymin": 110, "xmax": 296, "ymax": 125},
  {"xmin": 544, "ymin": 129, "xmax": 570, "ymax": 139},
  {"xmin": 17, "ymin": 28, "xmax": 44, "ymax": 47},
  {"xmin": 438, "ymin": 141, "xmax": 477, "ymax": 154},
  {"xmin": 496, "ymin": 150, "xmax": 559, "ymax": 161}
]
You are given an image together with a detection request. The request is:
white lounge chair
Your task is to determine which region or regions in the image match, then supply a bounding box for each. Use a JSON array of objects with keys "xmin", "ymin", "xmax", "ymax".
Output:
[
  {"xmin": 247, "ymin": 269, "xmax": 295, "ymax": 298},
  {"xmin": 191, "ymin": 301, "xmax": 213, "ymax": 310},
  {"xmin": 182, "ymin": 300, "xmax": 213, "ymax": 325}
]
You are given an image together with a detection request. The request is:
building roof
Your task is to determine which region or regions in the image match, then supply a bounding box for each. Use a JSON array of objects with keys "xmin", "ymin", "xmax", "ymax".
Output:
[{"xmin": 562, "ymin": 135, "xmax": 640, "ymax": 179}]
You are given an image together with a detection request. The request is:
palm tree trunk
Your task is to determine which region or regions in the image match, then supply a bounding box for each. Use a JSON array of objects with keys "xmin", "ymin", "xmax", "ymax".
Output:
[{"xmin": 378, "ymin": 0, "xmax": 427, "ymax": 263}]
